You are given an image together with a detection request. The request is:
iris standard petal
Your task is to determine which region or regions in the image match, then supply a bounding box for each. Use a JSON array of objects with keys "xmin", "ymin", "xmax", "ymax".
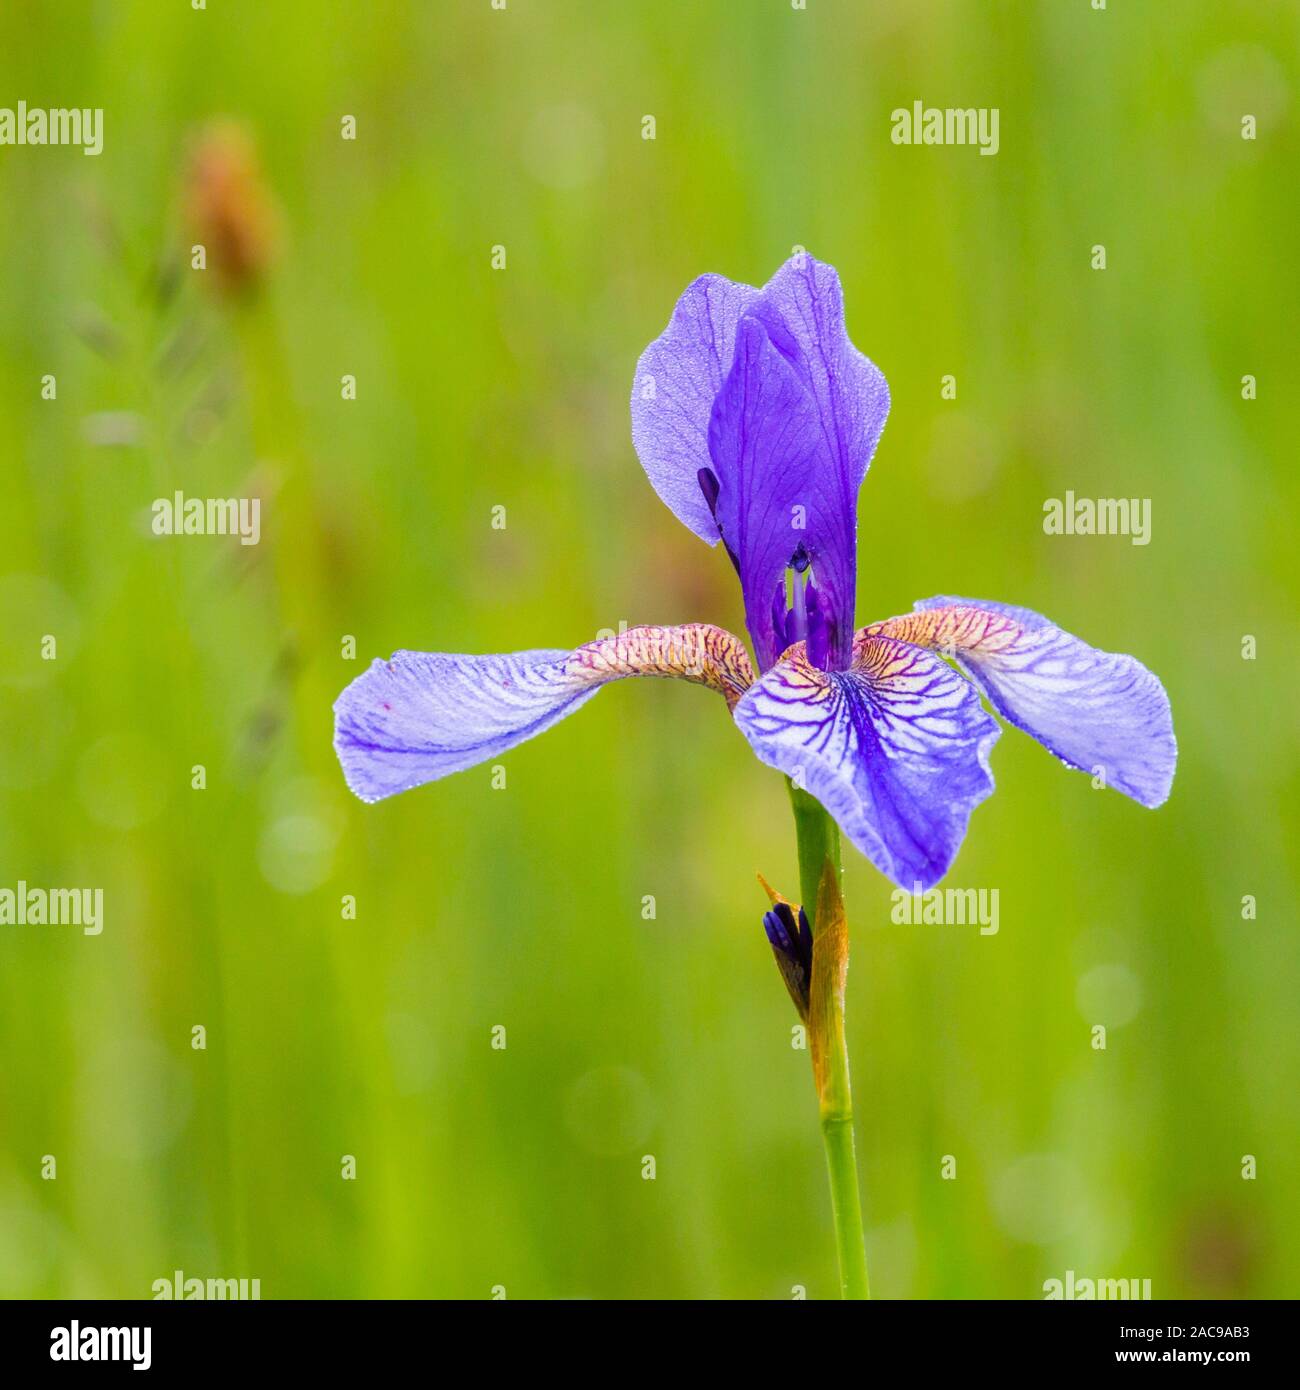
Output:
[
  {"xmin": 334, "ymin": 624, "xmax": 755, "ymax": 803},
  {"xmin": 706, "ymin": 315, "xmax": 825, "ymax": 670},
  {"xmin": 630, "ymin": 272, "xmax": 759, "ymax": 543},
  {"xmin": 747, "ymin": 254, "xmax": 891, "ymax": 667},
  {"xmin": 733, "ymin": 637, "xmax": 1000, "ymax": 890},
  {"xmin": 864, "ymin": 598, "xmax": 1177, "ymax": 808}
]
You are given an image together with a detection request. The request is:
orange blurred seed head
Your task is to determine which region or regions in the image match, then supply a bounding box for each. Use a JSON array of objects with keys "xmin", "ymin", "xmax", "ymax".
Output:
[{"xmin": 185, "ymin": 120, "xmax": 278, "ymax": 296}]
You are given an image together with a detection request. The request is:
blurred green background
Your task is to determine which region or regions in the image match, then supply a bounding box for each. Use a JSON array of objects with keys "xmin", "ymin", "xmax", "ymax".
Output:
[{"xmin": 1, "ymin": 0, "xmax": 1297, "ymax": 1300}]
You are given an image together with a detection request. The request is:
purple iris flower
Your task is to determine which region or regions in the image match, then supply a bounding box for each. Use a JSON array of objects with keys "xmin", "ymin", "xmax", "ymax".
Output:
[{"xmin": 334, "ymin": 253, "xmax": 1176, "ymax": 889}]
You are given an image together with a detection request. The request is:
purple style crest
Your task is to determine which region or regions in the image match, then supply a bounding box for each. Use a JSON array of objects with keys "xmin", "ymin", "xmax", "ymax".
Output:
[{"xmin": 632, "ymin": 254, "xmax": 889, "ymax": 671}]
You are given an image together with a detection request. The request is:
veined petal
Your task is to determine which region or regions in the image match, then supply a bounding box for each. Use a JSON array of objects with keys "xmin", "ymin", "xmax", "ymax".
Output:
[
  {"xmin": 863, "ymin": 598, "xmax": 1176, "ymax": 808},
  {"xmin": 748, "ymin": 254, "xmax": 891, "ymax": 667},
  {"xmin": 707, "ymin": 315, "xmax": 825, "ymax": 670},
  {"xmin": 334, "ymin": 624, "xmax": 754, "ymax": 803},
  {"xmin": 733, "ymin": 637, "xmax": 1000, "ymax": 890},
  {"xmin": 752, "ymin": 255, "xmax": 891, "ymax": 495},
  {"xmin": 630, "ymin": 273, "xmax": 759, "ymax": 543}
]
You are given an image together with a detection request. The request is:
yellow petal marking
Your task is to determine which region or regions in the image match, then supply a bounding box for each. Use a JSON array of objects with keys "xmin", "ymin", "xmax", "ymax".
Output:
[{"xmin": 567, "ymin": 623, "xmax": 755, "ymax": 711}]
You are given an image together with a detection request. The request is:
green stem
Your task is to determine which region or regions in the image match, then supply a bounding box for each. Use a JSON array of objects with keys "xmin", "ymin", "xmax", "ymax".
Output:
[
  {"xmin": 788, "ymin": 782, "xmax": 841, "ymax": 929},
  {"xmin": 822, "ymin": 1114, "xmax": 870, "ymax": 1300},
  {"xmin": 788, "ymin": 781, "xmax": 870, "ymax": 1300}
]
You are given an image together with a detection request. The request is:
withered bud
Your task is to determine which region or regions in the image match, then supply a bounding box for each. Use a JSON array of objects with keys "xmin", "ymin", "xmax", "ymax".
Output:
[{"xmin": 758, "ymin": 873, "xmax": 812, "ymax": 1021}]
